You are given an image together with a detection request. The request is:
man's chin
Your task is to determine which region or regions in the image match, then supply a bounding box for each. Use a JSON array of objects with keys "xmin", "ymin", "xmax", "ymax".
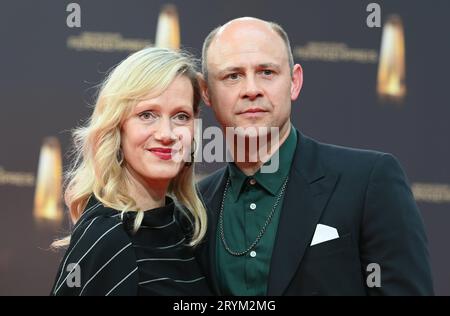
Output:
[{"xmin": 227, "ymin": 121, "xmax": 273, "ymax": 134}]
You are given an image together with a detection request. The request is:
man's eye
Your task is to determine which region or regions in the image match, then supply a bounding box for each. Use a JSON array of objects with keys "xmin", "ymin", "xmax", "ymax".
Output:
[
  {"xmin": 226, "ymin": 73, "xmax": 240, "ymax": 80},
  {"xmin": 262, "ymin": 70, "xmax": 274, "ymax": 76},
  {"xmin": 138, "ymin": 111, "xmax": 156, "ymax": 120}
]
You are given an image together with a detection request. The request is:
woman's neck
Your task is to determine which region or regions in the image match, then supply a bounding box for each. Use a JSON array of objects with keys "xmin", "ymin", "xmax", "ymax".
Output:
[{"xmin": 123, "ymin": 166, "xmax": 168, "ymax": 211}]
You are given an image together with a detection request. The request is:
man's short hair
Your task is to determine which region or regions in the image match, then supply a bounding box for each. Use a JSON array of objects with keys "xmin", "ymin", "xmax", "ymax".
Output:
[{"xmin": 201, "ymin": 20, "xmax": 295, "ymax": 80}]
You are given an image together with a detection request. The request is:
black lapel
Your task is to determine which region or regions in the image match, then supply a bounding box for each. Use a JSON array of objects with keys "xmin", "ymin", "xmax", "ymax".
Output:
[
  {"xmin": 267, "ymin": 131, "xmax": 339, "ymax": 296},
  {"xmin": 201, "ymin": 167, "xmax": 228, "ymax": 296}
]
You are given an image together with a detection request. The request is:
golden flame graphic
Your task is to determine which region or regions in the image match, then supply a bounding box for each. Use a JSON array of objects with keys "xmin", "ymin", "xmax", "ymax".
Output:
[
  {"xmin": 33, "ymin": 137, "xmax": 63, "ymax": 224},
  {"xmin": 377, "ymin": 15, "xmax": 406, "ymax": 102},
  {"xmin": 155, "ymin": 4, "xmax": 180, "ymax": 49}
]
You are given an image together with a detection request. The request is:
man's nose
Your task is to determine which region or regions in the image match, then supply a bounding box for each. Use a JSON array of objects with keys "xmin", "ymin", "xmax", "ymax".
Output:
[
  {"xmin": 154, "ymin": 117, "xmax": 177, "ymax": 144},
  {"xmin": 241, "ymin": 75, "xmax": 263, "ymax": 101}
]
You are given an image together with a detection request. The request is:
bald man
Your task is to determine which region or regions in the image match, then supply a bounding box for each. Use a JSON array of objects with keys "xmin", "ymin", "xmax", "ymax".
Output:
[{"xmin": 196, "ymin": 17, "xmax": 433, "ymax": 296}]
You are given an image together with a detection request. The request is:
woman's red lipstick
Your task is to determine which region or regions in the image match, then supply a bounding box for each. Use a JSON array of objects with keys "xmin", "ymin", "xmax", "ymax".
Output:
[{"xmin": 148, "ymin": 148, "xmax": 173, "ymax": 160}]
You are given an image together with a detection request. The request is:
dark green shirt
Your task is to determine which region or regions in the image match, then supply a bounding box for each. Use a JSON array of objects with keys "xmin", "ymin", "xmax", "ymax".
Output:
[{"xmin": 216, "ymin": 126, "xmax": 297, "ymax": 295}]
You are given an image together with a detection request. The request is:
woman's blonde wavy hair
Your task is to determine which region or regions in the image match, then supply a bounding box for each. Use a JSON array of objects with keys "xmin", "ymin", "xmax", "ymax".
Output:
[{"xmin": 53, "ymin": 47, "xmax": 207, "ymax": 248}]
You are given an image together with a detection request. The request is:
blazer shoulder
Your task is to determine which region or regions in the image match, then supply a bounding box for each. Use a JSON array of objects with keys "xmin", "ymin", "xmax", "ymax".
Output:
[
  {"xmin": 51, "ymin": 208, "xmax": 138, "ymax": 296},
  {"xmin": 313, "ymin": 138, "xmax": 397, "ymax": 173},
  {"xmin": 319, "ymin": 139, "xmax": 386, "ymax": 161}
]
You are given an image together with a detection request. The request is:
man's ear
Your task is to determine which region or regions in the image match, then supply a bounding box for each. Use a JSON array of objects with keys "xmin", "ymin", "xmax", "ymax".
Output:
[
  {"xmin": 290, "ymin": 64, "xmax": 303, "ymax": 101},
  {"xmin": 198, "ymin": 73, "xmax": 212, "ymax": 107}
]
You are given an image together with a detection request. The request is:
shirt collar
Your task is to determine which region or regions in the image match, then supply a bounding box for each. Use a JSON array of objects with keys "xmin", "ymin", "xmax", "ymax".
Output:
[{"xmin": 227, "ymin": 126, "xmax": 298, "ymax": 201}]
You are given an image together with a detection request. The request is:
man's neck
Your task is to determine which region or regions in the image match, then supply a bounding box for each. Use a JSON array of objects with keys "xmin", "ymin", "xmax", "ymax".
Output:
[{"xmin": 233, "ymin": 123, "xmax": 292, "ymax": 176}]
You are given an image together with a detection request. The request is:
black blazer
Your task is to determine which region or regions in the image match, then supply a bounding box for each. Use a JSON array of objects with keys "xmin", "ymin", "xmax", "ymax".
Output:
[{"xmin": 196, "ymin": 130, "xmax": 434, "ymax": 296}]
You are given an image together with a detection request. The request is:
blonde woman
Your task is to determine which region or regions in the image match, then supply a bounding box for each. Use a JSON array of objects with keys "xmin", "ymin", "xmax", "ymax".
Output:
[{"xmin": 51, "ymin": 47, "xmax": 211, "ymax": 296}]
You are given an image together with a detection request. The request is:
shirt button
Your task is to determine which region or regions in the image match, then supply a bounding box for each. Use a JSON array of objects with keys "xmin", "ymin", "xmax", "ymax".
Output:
[
  {"xmin": 249, "ymin": 178, "xmax": 256, "ymax": 185},
  {"xmin": 249, "ymin": 203, "xmax": 256, "ymax": 210},
  {"xmin": 250, "ymin": 251, "xmax": 257, "ymax": 258}
]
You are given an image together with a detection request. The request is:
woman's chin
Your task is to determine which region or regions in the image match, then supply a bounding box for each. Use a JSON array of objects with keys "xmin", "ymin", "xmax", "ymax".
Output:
[{"xmin": 143, "ymin": 165, "xmax": 183, "ymax": 182}]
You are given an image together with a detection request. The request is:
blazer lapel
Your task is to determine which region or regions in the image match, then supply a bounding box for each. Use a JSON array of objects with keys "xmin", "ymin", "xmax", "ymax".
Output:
[{"xmin": 267, "ymin": 132, "xmax": 339, "ymax": 295}]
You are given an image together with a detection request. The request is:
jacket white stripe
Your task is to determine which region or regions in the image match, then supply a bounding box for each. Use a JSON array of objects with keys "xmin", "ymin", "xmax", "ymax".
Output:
[
  {"xmin": 79, "ymin": 242, "xmax": 132, "ymax": 295},
  {"xmin": 54, "ymin": 222, "xmax": 122, "ymax": 294}
]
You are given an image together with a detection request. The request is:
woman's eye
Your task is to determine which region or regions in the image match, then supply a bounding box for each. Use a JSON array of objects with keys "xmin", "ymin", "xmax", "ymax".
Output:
[
  {"xmin": 174, "ymin": 113, "xmax": 191, "ymax": 122},
  {"xmin": 138, "ymin": 111, "xmax": 156, "ymax": 120}
]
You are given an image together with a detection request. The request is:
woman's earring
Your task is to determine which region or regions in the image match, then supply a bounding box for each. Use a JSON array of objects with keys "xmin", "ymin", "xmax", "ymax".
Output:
[
  {"xmin": 185, "ymin": 139, "xmax": 196, "ymax": 167},
  {"xmin": 117, "ymin": 148, "xmax": 124, "ymax": 165}
]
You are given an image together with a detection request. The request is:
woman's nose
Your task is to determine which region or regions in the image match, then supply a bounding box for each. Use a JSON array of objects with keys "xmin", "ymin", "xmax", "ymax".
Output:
[{"xmin": 154, "ymin": 117, "xmax": 177, "ymax": 144}]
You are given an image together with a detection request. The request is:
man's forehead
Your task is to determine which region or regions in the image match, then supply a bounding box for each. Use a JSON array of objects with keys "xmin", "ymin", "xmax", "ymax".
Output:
[
  {"xmin": 207, "ymin": 41, "xmax": 287, "ymax": 71},
  {"xmin": 205, "ymin": 18, "xmax": 291, "ymax": 74},
  {"xmin": 208, "ymin": 30, "xmax": 285, "ymax": 62}
]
